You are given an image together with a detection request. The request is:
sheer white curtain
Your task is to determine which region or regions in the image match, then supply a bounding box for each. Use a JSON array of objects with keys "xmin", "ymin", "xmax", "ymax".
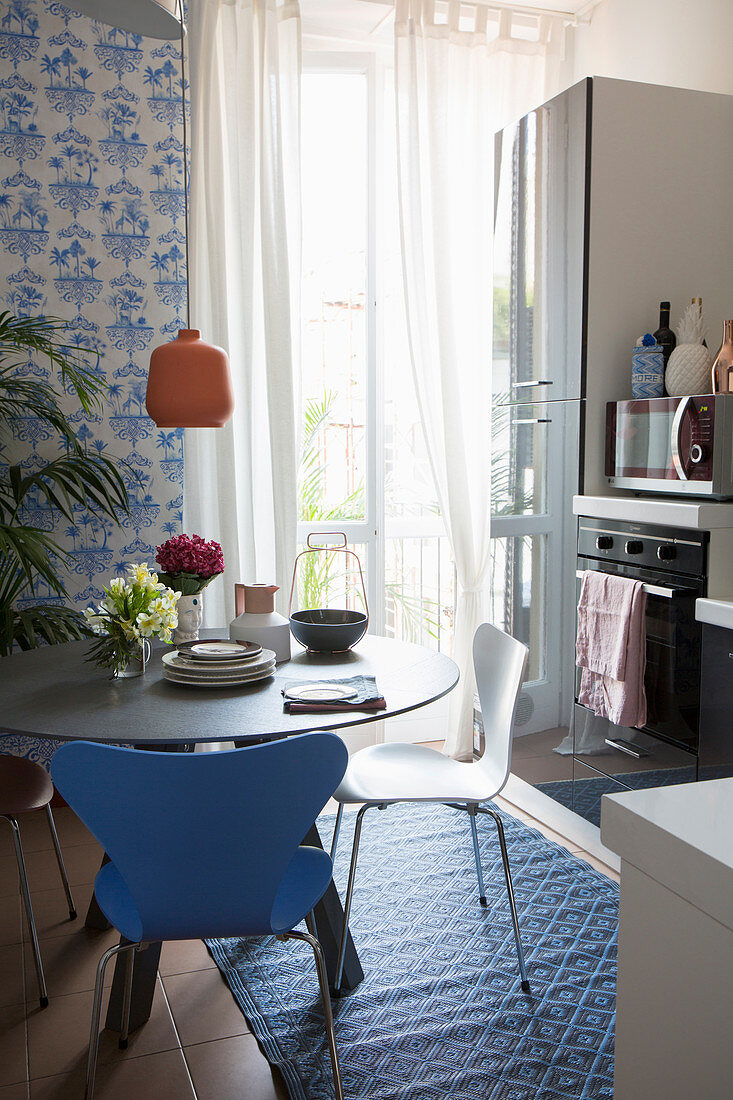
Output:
[
  {"xmin": 185, "ymin": 0, "xmax": 301, "ymax": 625},
  {"xmin": 395, "ymin": 0, "xmax": 563, "ymax": 759}
]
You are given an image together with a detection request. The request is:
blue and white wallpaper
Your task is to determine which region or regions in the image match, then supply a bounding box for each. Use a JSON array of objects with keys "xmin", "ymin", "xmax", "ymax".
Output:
[{"xmin": 1, "ymin": 0, "xmax": 187, "ymax": 765}]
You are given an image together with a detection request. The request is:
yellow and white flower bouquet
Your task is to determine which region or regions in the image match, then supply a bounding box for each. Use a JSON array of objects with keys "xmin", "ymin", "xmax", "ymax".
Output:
[{"xmin": 85, "ymin": 563, "xmax": 180, "ymax": 677}]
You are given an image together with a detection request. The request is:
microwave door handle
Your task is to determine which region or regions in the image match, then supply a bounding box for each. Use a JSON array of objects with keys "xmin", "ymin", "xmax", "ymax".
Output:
[
  {"xmin": 671, "ymin": 396, "xmax": 691, "ymax": 481},
  {"xmin": 575, "ymin": 571, "xmax": 678, "ymax": 599}
]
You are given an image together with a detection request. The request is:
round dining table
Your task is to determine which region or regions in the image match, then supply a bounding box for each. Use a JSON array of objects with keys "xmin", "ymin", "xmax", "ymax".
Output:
[{"xmin": 0, "ymin": 632, "xmax": 458, "ymax": 1031}]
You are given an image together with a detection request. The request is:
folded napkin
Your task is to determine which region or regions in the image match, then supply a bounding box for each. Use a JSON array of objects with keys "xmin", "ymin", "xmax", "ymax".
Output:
[{"xmin": 282, "ymin": 675, "xmax": 386, "ymax": 714}]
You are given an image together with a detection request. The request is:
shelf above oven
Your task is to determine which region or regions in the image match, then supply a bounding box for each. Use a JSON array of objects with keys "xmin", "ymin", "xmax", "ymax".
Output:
[{"xmin": 573, "ymin": 494, "xmax": 733, "ymax": 530}]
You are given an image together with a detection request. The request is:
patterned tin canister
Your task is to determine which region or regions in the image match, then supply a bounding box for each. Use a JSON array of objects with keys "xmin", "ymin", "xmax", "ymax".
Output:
[{"xmin": 632, "ymin": 339, "xmax": 665, "ymax": 398}]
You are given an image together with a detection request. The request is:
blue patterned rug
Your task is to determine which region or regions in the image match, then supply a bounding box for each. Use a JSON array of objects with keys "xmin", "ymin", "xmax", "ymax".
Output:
[{"xmin": 206, "ymin": 803, "xmax": 617, "ymax": 1099}]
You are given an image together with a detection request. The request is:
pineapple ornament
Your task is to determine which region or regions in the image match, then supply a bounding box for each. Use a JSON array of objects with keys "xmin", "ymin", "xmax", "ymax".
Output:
[{"xmin": 665, "ymin": 300, "xmax": 713, "ymax": 396}]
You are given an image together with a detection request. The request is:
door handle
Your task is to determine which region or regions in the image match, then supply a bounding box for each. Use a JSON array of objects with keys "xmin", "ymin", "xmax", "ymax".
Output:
[
  {"xmin": 513, "ymin": 418, "xmax": 552, "ymax": 425},
  {"xmin": 511, "ymin": 380, "xmax": 553, "ymax": 389},
  {"xmin": 604, "ymin": 738, "xmax": 649, "ymax": 759},
  {"xmin": 575, "ymin": 570, "xmax": 681, "ymax": 599},
  {"xmin": 671, "ymin": 396, "xmax": 691, "ymax": 481}
]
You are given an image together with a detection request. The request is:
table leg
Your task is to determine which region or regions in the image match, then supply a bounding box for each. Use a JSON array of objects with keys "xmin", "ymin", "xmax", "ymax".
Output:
[
  {"xmin": 105, "ymin": 939, "xmax": 161, "ymax": 1033},
  {"xmin": 84, "ymin": 853, "xmax": 111, "ymax": 931},
  {"xmin": 303, "ymin": 823, "xmax": 364, "ymax": 995}
]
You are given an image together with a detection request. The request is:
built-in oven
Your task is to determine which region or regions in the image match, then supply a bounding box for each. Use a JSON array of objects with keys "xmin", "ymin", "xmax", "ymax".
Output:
[
  {"xmin": 605, "ymin": 394, "xmax": 733, "ymax": 498},
  {"xmin": 573, "ymin": 517, "xmax": 706, "ymax": 824}
]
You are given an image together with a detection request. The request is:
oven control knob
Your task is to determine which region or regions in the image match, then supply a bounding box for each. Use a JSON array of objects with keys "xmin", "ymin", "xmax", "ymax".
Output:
[
  {"xmin": 596, "ymin": 536, "xmax": 613, "ymax": 550},
  {"xmin": 657, "ymin": 544, "xmax": 676, "ymax": 561},
  {"xmin": 625, "ymin": 540, "xmax": 644, "ymax": 555},
  {"xmin": 689, "ymin": 443, "xmax": 705, "ymax": 464}
]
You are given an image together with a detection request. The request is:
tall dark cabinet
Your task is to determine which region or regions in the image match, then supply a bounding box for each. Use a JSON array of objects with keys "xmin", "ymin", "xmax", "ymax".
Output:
[{"xmin": 490, "ymin": 76, "xmax": 733, "ymax": 827}]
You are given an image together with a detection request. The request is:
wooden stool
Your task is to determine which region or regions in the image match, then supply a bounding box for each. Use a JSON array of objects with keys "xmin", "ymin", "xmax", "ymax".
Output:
[{"xmin": 0, "ymin": 755, "xmax": 76, "ymax": 1007}]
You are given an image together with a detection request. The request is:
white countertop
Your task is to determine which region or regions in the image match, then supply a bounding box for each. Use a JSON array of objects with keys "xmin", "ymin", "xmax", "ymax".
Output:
[
  {"xmin": 574, "ymin": 494, "xmax": 733, "ymax": 530},
  {"xmin": 601, "ymin": 779, "xmax": 733, "ymax": 931},
  {"xmin": 696, "ymin": 597, "xmax": 733, "ymax": 629}
]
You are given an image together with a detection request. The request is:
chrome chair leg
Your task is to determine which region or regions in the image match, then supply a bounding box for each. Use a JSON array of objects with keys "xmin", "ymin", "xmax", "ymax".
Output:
[
  {"xmin": 330, "ymin": 803, "xmax": 344, "ymax": 862},
  {"xmin": 288, "ymin": 926, "xmax": 344, "ymax": 1100},
  {"xmin": 45, "ymin": 804, "xmax": 76, "ymax": 919},
  {"xmin": 467, "ymin": 806, "xmax": 487, "ymax": 907},
  {"xmin": 334, "ymin": 802, "xmax": 372, "ymax": 992},
  {"xmin": 478, "ymin": 805, "xmax": 530, "ymax": 992},
  {"xmin": 86, "ymin": 941, "xmax": 138, "ymax": 1100},
  {"xmin": 5, "ymin": 814, "xmax": 48, "ymax": 1008}
]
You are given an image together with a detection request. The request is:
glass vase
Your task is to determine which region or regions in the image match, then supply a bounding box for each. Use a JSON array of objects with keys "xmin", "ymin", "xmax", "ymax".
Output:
[{"xmin": 113, "ymin": 639, "xmax": 151, "ymax": 679}]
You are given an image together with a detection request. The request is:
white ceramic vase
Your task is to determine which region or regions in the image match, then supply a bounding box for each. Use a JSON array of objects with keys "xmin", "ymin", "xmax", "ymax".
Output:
[
  {"xmin": 173, "ymin": 592, "xmax": 204, "ymax": 645},
  {"xmin": 665, "ymin": 343, "xmax": 713, "ymax": 397}
]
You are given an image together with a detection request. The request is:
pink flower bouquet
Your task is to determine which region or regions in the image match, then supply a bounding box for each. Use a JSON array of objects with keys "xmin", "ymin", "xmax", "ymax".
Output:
[{"xmin": 155, "ymin": 533, "xmax": 224, "ymax": 595}]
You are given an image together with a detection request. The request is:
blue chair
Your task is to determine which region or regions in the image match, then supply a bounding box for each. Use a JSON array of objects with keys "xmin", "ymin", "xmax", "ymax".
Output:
[{"xmin": 51, "ymin": 733, "xmax": 348, "ymax": 1100}]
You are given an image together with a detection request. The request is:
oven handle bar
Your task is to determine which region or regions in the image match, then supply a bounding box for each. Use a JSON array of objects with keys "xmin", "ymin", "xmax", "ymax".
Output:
[
  {"xmin": 575, "ymin": 570, "xmax": 683, "ymax": 599},
  {"xmin": 604, "ymin": 737, "xmax": 649, "ymax": 759}
]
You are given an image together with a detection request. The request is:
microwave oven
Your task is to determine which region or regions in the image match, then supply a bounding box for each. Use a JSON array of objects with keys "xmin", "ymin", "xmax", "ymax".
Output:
[{"xmin": 605, "ymin": 395, "xmax": 733, "ymax": 498}]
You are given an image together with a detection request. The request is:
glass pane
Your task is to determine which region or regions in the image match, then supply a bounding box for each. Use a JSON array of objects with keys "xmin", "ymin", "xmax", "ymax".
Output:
[
  {"xmin": 491, "ymin": 405, "xmax": 546, "ymax": 515},
  {"xmin": 487, "ymin": 534, "xmax": 545, "ymax": 682},
  {"xmin": 293, "ymin": 541, "xmax": 368, "ymax": 617},
  {"xmin": 385, "ymin": 536, "xmax": 455, "ymax": 653},
  {"xmin": 300, "ymin": 73, "xmax": 367, "ymax": 521}
]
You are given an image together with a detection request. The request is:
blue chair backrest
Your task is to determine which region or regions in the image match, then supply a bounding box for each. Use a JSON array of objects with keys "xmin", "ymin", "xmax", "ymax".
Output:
[{"xmin": 51, "ymin": 732, "xmax": 348, "ymax": 939}]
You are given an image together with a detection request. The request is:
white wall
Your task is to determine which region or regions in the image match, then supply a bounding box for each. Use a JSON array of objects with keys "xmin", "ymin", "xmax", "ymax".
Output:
[{"xmin": 573, "ymin": 0, "xmax": 733, "ymax": 96}]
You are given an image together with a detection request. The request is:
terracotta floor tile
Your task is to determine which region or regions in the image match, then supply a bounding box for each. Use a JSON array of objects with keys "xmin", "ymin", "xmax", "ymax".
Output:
[
  {"xmin": 6, "ymin": 811, "xmax": 94, "ymax": 858},
  {"xmin": 24, "ymin": 844, "xmax": 103, "ymax": 895},
  {"xmin": 162, "ymin": 966, "xmax": 250, "ymax": 1047},
  {"xmin": 27, "ymin": 980, "xmax": 178, "ymax": 1081},
  {"xmin": 185, "ymin": 1034, "xmax": 289, "ymax": 1100},
  {"xmin": 30, "ymin": 1048, "xmax": 195, "ymax": 1100},
  {"xmin": 0, "ymin": 856, "xmax": 21, "ymax": 900},
  {"xmin": 0, "ymin": 893, "xmax": 22, "ymax": 948},
  {"xmin": 0, "ymin": 1002, "xmax": 28, "ymax": 1087},
  {"xmin": 20, "ymin": 885, "xmax": 93, "ymax": 942},
  {"xmin": 0, "ymin": 1083, "xmax": 29, "ymax": 1099},
  {"xmin": 0, "ymin": 945, "xmax": 25, "ymax": 1009},
  {"xmin": 0, "ymin": 825, "xmax": 15, "ymax": 860},
  {"xmin": 22, "ymin": 927, "xmax": 120, "ymax": 999},
  {"xmin": 159, "ymin": 938, "xmax": 217, "ymax": 977}
]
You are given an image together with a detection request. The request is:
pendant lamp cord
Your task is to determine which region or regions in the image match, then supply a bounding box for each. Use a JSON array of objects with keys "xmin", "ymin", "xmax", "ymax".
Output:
[{"xmin": 178, "ymin": 0, "xmax": 191, "ymax": 330}]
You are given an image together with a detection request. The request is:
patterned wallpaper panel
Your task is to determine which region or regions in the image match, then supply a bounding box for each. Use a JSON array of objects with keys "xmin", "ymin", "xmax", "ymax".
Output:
[{"xmin": 0, "ymin": 0, "xmax": 186, "ymax": 764}]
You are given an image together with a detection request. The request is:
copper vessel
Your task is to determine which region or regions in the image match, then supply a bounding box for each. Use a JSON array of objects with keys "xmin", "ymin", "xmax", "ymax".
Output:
[{"xmin": 711, "ymin": 320, "xmax": 733, "ymax": 393}]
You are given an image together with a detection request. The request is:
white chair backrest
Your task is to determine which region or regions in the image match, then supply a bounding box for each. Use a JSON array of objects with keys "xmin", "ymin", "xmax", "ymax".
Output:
[{"xmin": 472, "ymin": 622, "xmax": 529, "ymax": 795}]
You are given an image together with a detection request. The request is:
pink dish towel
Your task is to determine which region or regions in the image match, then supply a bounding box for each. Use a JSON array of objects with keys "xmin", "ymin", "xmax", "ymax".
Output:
[{"xmin": 576, "ymin": 570, "xmax": 647, "ymax": 729}]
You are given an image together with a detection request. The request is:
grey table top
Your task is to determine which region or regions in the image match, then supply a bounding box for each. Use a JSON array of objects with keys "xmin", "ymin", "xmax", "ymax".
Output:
[{"xmin": 0, "ymin": 633, "xmax": 459, "ymax": 745}]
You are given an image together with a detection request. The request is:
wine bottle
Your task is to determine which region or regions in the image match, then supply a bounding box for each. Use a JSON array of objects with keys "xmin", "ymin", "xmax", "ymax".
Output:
[
  {"xmin": 653, "ymin": 301, "xmax": 677, "ymax": 366},
  {"xmin": 711, "ymin": 320, "xmax": 733, "ymax": 394}
]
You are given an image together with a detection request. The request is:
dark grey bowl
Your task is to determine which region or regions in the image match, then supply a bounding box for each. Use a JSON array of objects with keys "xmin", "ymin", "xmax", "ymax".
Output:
[{"xmin": 289, "ymin": 609, "xmax": 368, "ymax": 653}]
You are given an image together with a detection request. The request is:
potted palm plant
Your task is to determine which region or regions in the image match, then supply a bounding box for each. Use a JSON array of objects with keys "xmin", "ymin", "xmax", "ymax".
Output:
[{"xmin": 0, "ymin": 310, "xmax": 130, "ymax": 656}]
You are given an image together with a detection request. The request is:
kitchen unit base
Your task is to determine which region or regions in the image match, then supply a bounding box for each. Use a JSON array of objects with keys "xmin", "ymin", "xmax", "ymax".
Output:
[
  {"xmin": 603, "ymin": 781, "xmax": 733, "ymax": 1100},
  {"xmin": 613, "ymin": 862, "xmax": 733, "ymax": 1100}
]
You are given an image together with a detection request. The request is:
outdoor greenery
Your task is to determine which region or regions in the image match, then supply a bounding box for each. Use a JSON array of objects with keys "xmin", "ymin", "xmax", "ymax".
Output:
[
  {"xmin": 0, "ymin": 311, "xmax": 130, "ymax": 656},
  {"xmin": 297, "ymin": 390, "xmax": 442, "ymax": 643}
]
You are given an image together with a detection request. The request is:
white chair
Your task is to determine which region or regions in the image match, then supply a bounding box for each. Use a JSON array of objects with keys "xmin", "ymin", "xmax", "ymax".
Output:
[{"xmin": 330, "ymin": 622, "xmax": 531, "ymax": 993}]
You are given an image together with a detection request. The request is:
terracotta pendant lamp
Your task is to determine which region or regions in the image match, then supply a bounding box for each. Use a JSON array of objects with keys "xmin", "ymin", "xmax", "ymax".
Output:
[{"xmin": 68, "ymin": 0, "xmax": 234, "ymax": 428}]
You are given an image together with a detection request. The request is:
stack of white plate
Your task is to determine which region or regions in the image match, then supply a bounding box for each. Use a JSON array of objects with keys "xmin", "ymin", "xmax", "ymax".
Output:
[{"xmin": 162, "ymin": 640, "xmax": 277, "ymax": 688}]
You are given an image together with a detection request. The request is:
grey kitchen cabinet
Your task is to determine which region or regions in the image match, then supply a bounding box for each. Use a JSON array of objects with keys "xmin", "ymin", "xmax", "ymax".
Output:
[{"xmin": 490, "ymin": 76, "xmax": 733, "ymax": 825}]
